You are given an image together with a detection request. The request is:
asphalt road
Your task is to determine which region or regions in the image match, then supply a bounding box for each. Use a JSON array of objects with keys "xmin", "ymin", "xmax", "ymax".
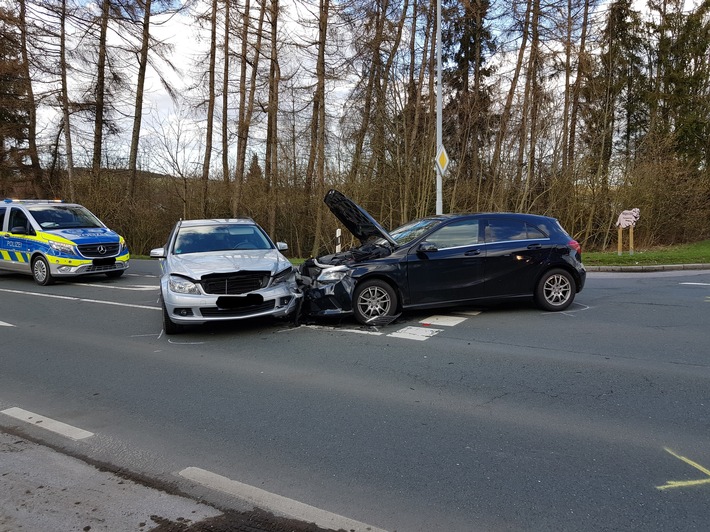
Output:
[{"xmin": 1, "ymin": 261, "xmax": 709, "ymax": 531}]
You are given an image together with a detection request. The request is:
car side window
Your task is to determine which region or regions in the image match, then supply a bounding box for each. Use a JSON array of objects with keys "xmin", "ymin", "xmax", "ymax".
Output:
[
  {"xmin": 484, "ymin": 219, "xmax": 528, "ymax": 242},
  {"xmin": 428, "ymin": 219, "xmax": 479, "ymax": 249},
  {"xmin": 526, "ymin": 223, "xmax": 547, "ymax": 239},
  {"xmin": 0, "ymin": 207, "xmax": 6, "ymax": 230}
]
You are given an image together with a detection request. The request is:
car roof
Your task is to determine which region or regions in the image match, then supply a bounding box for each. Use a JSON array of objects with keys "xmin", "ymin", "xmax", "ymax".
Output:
[
  {"xmin": 178, "ymin": 218, "xmax": 256, "ymax": 228},
  {"xmin": 421, "ymin": 212, "xmax": 556, "ymax": 222},
  {"xmin": 3, "ymin": 199, "xmax": 82, "ymax": 208}
]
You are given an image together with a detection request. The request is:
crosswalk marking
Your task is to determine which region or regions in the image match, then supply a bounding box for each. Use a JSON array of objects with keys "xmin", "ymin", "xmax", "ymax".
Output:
[{"xmin": 388, "ymin": 326, "xmax": 443, "ymax": 341}]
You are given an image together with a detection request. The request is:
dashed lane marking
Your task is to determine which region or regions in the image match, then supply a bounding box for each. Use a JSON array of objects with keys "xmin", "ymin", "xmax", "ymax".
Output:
[
  {"xmin": 0, "ymin": 288, "xmax": 160, "ymax": 311},
  {"xmin": 178, "ymin": 467, "xmax": 388, "ymax": 532},
  {"xmin": 0, "ymin": 320, "xmax": 14, "ymax": 327},
  {"xmin": 1, "ymin": 407, "xmax": 94, "ymax": 440}
]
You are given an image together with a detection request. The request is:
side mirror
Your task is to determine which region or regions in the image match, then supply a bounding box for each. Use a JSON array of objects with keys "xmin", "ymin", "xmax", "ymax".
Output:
[
  {"xmin": 150, "ymin": 247, "xmax": 166, "ymax": 258},
  {"xmin": 277, "ymin": 242, "xmax": 288, "ymax": 251},
  {"xmin": 11, "ymin": 226, "xmax": 28, "ymax": 235},
  {"xmin": 417, "ymin": 241, "xmax": 438, "ymax": 253}
]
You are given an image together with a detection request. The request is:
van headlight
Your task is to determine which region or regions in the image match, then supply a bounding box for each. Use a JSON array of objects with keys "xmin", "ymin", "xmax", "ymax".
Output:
[
  {"xmin": 49, "ymin": 241, "xmax": 77, "ymax": 256},
  {"xmin": 317, "ymin": 265, "xmax": 349, "ymax": 282},
  {"xmin": 169, "ymin": 276, "xmax": 201, "ymax": 294}
]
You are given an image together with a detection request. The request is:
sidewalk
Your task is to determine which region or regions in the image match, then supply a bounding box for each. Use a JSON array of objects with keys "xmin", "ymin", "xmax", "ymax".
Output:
[
  {"xmin": 0, "ymin": 429, "xmax": 223, "ymax": 532},
  {"xmin": 0, "ymin": 429, "xmax": 333, "ymax": 532}
]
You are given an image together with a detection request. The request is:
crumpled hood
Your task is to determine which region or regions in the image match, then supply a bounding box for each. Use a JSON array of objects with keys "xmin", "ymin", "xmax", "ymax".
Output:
[
  {"xmin": 324, "ymin": 189, "xmax": 397, "ymax": 246},
  {"xmin": 48, "ymin": 227, "xmax": 120, "ymax": 244},
  {"xmin": 167, "ymin": 249, "xmax": 290, "ymax": 279}
]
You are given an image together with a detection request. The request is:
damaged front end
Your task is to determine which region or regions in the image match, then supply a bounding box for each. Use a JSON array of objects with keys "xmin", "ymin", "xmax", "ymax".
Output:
[{"xmin": 297, "ymin": 243, "xmax": 391, "ymax": 318}]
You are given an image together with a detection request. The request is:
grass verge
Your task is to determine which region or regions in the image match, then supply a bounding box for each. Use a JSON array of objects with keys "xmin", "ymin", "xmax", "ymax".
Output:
[{"xmin": 583, "ymin": 240, "xmax": 710, "ymax": 266}]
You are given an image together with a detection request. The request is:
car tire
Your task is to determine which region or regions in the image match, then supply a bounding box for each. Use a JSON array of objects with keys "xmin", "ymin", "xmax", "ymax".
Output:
[
  {"xmin": 105, "ymin": 270, "xmax": 125, "ymax": 279},
  {"xmin": 161, "ymin": 298, "xmax": 183, "ymax": 335},
  {"xmin": 535, "ymin": 268, "xmax": 575, "ymax": 311},
  {"xmin": 353, "ymin": 279, "xmax": 398, "ymax": 325},
  {"xmin": 32, "ymin": 256, "xmax": 54, "ymax": 286}
]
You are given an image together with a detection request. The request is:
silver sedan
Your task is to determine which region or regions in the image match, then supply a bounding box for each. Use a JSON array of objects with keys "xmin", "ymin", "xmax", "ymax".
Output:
[{"xmin": 150, "ymin": 219, "xmax": 301, "ymax": 334}]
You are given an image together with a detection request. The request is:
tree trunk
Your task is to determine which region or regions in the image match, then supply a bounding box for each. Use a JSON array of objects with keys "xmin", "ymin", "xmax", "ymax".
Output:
[
  {"xmin": 59, "ymin": 0, "xmax": 76, "ymax": 201},
  {"xmin": 128, "ymin": 0, "xmax": 152, "ymax": 198},
  {"xmin": 265, "ymin": 0, "xmax": 279, "ymax": 236},
  {"xmin": 91, "ymin": 0, "xmax": 110, "ymax": 185},
  {"xmin": 201, "ymin": 0, "xmax": 218, "ymax": 216}
]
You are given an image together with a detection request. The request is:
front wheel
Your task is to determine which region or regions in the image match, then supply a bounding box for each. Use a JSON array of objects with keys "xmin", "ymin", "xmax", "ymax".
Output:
[
  {"xmin": 352, "ymin": 279, "xmax": 398, "ymax": 325},
  {"xmin": 161, "ymin": 298, "xmax": 184, "ymax": 335},
  {"xmin": 535, "ymin": 268, "xmax": 575, "ymax": 311},
  {"xmin": 32, "ymin": 256, "xmax": 54, "ymax": 286}
]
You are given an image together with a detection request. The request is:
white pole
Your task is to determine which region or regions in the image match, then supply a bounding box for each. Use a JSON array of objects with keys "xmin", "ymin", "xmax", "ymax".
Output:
[{"xmin": 436, "ymin": 0, "xmax": 443, "ymax": 215}]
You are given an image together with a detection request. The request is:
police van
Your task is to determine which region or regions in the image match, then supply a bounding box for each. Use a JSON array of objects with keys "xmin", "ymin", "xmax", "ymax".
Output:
[{"xmin": 0, "ymin": 199, "xmax": 130, "ymax": 285}]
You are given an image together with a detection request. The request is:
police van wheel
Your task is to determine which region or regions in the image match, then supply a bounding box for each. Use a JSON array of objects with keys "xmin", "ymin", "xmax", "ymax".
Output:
[{"xmin": 32, "ymin": 257, "xmax": 55, "ymax": 286}]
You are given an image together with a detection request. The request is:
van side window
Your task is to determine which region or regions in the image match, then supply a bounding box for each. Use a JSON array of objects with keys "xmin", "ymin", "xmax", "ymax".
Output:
[{"xmin": 9, "ymin": 208, "xmax": 34, "ymax": 235}]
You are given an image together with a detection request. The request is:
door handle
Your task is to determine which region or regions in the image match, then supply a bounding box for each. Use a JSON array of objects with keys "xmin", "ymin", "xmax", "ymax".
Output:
[
  {"xmin": 527, "ymin": 243, "xmax": 542, "ymax": 250},
  {"xmin": 465, "ymin": 249, "xmax": 481, "ymax": 256}
]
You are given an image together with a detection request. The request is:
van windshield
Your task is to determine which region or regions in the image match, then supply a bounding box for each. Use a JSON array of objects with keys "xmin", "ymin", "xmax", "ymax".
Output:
[{"xmin": 28, "ymin": 206, "xmax": 104, "ymax": 230}]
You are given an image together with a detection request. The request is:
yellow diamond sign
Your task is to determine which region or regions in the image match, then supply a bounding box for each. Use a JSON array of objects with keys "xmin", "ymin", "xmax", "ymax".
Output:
[{"xmin": 436, "ymin": 145, "xmax": 449, "ymax": 175}]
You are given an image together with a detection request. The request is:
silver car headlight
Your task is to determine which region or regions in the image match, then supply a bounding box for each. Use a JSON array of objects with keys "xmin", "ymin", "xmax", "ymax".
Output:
[
  {"xmin": 272, "ymin": 266, "xmax": 294, "ymax": 285},
  {"xmin": 168, "ymin": 276, "xmax": 201, "ymax": 295},
  {"xmin": 317, "ymin": 265, "xmax": 349, "ymax": 283},
  {"xmin": 49, "ymin": 241, "xmax": 77, "ymax": 256}
]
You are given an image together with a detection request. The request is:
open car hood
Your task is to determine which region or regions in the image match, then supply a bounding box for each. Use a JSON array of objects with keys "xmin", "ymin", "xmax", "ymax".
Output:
[{"xmin": 324, "ymin": 189, "xmax": 397, "ymax": 247}]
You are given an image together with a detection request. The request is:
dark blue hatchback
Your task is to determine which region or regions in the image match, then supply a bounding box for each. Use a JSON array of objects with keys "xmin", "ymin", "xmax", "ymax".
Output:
[{"xmin": 298, "ymin": 190, "xmax": 586, "ymax": 325}]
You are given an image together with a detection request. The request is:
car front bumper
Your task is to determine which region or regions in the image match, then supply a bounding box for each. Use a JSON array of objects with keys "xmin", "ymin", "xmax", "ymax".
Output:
[
  {"xmin": 162, "ymin": 282, "xmax": 302, "ymax": 325},
  {"xmin": 298, "ymin": 277, "xmax": 355, "ymax": 318}
]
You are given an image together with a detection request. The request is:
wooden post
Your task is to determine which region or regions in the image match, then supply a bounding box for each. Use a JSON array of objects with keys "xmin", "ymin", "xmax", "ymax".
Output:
[
  {"xmin": 629, "ymin": 226, "xmax": 634, "ymax": 255},
  {"xmin": 618, "ymin": 226, "xmax": 623, "ymax": 256}
]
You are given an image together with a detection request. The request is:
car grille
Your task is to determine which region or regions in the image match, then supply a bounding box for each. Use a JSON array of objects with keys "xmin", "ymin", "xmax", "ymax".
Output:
[
  {"xmin": 200, "ymin": 301, "xmax": 275, "ymax": 317},
  {"xmin": 201, "ymin": 271, "xmax": 270, "ymax": 295},
  {"xmin": 78, "ymin": 243, "xmax": 121, "ymax": 258}
]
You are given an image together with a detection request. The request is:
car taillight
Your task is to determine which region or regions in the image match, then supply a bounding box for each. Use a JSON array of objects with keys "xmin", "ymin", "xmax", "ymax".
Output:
[{"xmin": 569, "ymin": 239, "xmax": 581, "ymax": 255}]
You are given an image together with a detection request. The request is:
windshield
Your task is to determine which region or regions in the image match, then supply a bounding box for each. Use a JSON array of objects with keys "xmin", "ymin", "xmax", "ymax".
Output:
[
  {"xmin": 382, "ymin": 218, "xmax": 442, "ymax": 246},
  {"xmin": 173, "ymin": 224, "xmax": 273, "ymax": 255},
  {"xmin": 28, "ymin": 205, "xmax": 104, "ymax": 229}
]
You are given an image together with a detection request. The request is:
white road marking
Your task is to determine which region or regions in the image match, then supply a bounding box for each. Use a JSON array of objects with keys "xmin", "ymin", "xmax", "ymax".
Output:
[
  {"xmin": 0, "ymin": 288, "xmax": 160, "ymax": 311},
  {"xmin": 0, "ymin": 320, "xmax": 14, "ymax": 327},
  {"xmin": 680, "ymin": 282, "xmax": 710, "ymax": 286},
  {"xmin": 388, "ymin": 326, "xmax": 443, "ymax": 341},
  {"xmin": 298, "ymin": 324, "xmax": 383, "ymax": 336},
  {"xmin": 80, "ymin": 283, "xmax": 157, "ymax": 291},
  {"xmin": 1, "ymin": 407, "xmax": 94, "ymax": 440},
  {"xmin": 419, "ymin": 315, "xmax": 468, "ymax": 327},
  {"xmin": 178, "ymin": 467, "xmax": 388, "ymax": 532},
  {"xmin": 455, "ymin": 310, "xmax": 482, "ymax": 316}
]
